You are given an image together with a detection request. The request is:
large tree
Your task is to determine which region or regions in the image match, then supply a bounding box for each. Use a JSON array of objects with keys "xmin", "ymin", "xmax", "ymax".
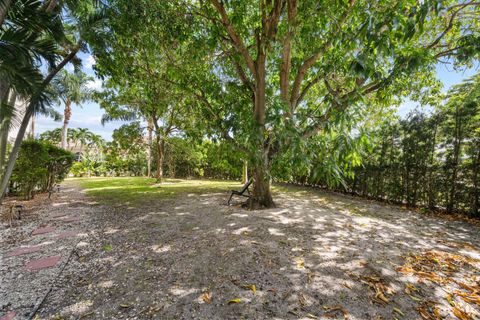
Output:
[
  {"xmin": 187, "ymin": 0, "xmax": 480, "ymax": 207},
  {"xmin": 91, "ymin": 0, "xmax": 480, "ymax": 207},
  {"xmin": 91, "ymin": 7, "xmax": 196, "ymax": 182}
]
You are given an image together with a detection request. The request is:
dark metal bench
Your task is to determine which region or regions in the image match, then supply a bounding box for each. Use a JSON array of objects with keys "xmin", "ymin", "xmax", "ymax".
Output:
[{"xmin": 227, "ymin": 179, "xmax": 253, "ymax": 205}]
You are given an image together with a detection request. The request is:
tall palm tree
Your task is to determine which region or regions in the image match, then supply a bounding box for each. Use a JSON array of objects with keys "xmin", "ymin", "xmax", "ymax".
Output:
[{"xmin": 50, "ymin": 70, "xmax": 93, "ymax": 149}]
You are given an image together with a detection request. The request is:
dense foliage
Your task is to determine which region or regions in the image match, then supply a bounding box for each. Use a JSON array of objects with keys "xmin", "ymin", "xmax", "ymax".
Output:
[
  {"xmin": 89, "ymin": 0, "xmax": 480, "ymax": 207},
  {"xmin": 286, "ymin": 73, "xmax": 480, "ymax": 217},
  {"xmin": 53, "ymin": 122, "xmax": 242, "ymax": 179},
  {"xmin": 40, "ymin": 127, "xmax": 105, "ymax": 152},
  {"xmin": 10, "ymin": 140, "xmax": 74, "ymax": 199},
  {"xmin": 0, "ymin": 0, "xmax": 104, "ymax": 200}
]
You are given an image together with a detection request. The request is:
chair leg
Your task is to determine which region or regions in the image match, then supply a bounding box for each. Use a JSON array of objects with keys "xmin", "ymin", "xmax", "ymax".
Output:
[{"xmin": 227, "ymin": 193, "xmax": 234, "ymax": 205}]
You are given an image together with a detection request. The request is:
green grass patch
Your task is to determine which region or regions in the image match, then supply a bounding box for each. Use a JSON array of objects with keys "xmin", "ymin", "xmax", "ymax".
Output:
[
  {"xmin": 102, "ymin": 244, "xmax": 113, "ymax": 251},
  {"xmin": 70, "ymin": 177, "xmax": 241, "ymax": 204}
]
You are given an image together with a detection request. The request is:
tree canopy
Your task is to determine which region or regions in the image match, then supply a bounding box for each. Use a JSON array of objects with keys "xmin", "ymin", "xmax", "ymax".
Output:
[{"xmin": 89, "ymin": 0, "xmax": 479, "ymax": 207}]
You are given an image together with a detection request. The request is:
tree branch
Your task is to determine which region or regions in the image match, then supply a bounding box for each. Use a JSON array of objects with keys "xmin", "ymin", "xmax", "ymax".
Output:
[
  {"xmin": 209, "ymin": 0, "xmax": 257, "ymax": 78},
  {"xmin": 280, "ymin": 0, "xmax": 297, "ymax": 107},
  {"xmin": 426, "ymin": 6, "xmax": 464, "ymax": 50},
  {"xmin": 290, "ymin": 0, "xmax": 356, "ymax": 108}
]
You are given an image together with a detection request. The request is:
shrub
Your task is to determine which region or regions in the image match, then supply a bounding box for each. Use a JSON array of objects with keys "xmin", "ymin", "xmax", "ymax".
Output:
[
  {"xmin": 10, "ymin": 140, "xmax": 74, "ymax": 199},
  {"xmin": 44, "ymin": 144, "xmax": 75, "ymax": 191},
  {"xmin": 70, "ymin": 162, "xmax": 87, "ymax": 177}
]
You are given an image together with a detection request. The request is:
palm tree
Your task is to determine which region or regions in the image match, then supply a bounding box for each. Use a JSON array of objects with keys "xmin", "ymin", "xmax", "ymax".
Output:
[
  {"xmin": 39, "ymin": 127, "xmax": 62, "ymax": 144},
  {"xmin": 0, "ymin": 0, "xmax": 63, "ymax": 178},
  {"xmin": 50, "ymin": 70, "xmax": 93, "ymax": 149},
  {"xmin": 0, "ymin": 90, "xmax": 17, "ymax": 172},
  {"xmin": 0, "ymin": 0, "xmax": 104, "ymax": 200}
]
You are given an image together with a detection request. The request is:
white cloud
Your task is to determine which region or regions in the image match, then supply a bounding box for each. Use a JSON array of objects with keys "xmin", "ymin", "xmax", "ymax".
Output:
[
  {"xmin": 85, "ymin": 55, "xmax": 96, "ymax": 69},
  {"xmin": 86, "ymin": 78, "xmax": 103, "ymax": 91},
  {"xmin": 65, "ymin": 63, "xmax": 74, "ymax": 72},
  {"xmin": 70, "ymin": 115, "xmax": 103, "ymax": 126}
]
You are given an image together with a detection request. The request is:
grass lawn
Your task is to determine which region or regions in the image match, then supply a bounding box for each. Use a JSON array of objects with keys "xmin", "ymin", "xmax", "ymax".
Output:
[{"xmin": 71, "ymin": 177, "xmax": 242, "ymax": 204}]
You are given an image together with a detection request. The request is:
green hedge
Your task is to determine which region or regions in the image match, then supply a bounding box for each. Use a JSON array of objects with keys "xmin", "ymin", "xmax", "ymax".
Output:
[{"xmin": 10, "ymin": 140, "xmax": 74, "ymax": 199}]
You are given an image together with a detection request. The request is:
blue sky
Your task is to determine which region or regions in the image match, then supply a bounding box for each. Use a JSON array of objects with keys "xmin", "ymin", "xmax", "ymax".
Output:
[
  {"xmin": 35, "ymin": 51, "xmax": 127, "ymax": 141},
  {"xmin": 36, "ymin": 52, "xmax": 479, "ymax": 141},
  {"xmin": 397, "ymin": 63, "xmax": 479, "ymax": 117}
]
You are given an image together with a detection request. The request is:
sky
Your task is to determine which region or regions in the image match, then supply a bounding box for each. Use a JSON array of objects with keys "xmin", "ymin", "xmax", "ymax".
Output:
[
  {"xmin": 397, "ymin": 63, "xmax": 479, "ymax": 117},
  {"xmin": 35, "ymin": 52, "xmax": 479, "ymax": 141},
  {"xmin": 35, "ymin": 51, "xmax": 127, "ymax": 141}
]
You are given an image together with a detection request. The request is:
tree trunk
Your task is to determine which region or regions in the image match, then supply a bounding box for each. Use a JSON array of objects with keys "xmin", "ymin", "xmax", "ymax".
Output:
[
  {"xmin": 0, "ymin": 87, "xmax": 13, "ymax": 172},
  {"xmin": 0, "ymin": 124, "xmax": 8, "ymax": 172},
  {"xmin": 251, "ymin": 60, "xmax": 274, "ymax": 208},
  {"xmin": 252, "ymin": 158, "xmax": 274, "ymax": 208},
  {"xmin": 447, "ymin": 107, "xmax": 462, "ymax": 212},
  {"xmin": 0, "ymin": 0, "xmax": 13, "ymax": 27},
  {"xmin": 61, "ymin": 98, "xmax": 72, "ymax": 149},
  {"xmin": 471, "ymin": 146, "xmax": 480, "ymax": 216},
  {"xmin": 147, "ymin": 119, "xmax": 153, "ymax": 177},
  {"xmin": 45, "ymin": 0, "xmax": 57, "ymax": 12},
  {"xmin": 428, "ymin": 121, "xmax": 438, "ymax": 210},
  {"xmin": 242, "ymin": 160, "xmax": 248, "ymax": 184},
  {"xmin": 155, "ymin": 135, "xmax": 165, "ymax": 182},
  {"xmin": 30, "ymin": 114, "xmax": 36, "ymax": 138},
  {"xmin": 0, "ymin": 104, "xmax": 34, "ymax": 198}
]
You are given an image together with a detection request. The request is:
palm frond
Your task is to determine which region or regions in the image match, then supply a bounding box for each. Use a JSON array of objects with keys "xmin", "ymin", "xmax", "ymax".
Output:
[{"xmin": 101, "ymin": 111, "xmax": 137, "ymax": 125}]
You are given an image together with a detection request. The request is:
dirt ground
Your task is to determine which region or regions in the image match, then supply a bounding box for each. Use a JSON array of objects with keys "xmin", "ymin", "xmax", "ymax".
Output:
[{"xmin": 1, "ymin": 180, "xmax": 479, "ymax": 320}]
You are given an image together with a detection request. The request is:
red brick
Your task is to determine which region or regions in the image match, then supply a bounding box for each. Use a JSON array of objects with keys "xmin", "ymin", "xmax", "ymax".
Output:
[
  {"xmin": 31, "ymin": 226, "xmax": 55, "ymax": 236},
  {"xmin": 51, "ymin": 212, "xmax": 67, "ymax": 218},
  {"xmin": 0, "ymin": 311, "xmax": 16, "ymax": 320},
  {"xmin": 56, "ymin": 231, "xmax": 79, "ymax": 239},
  {"xmin": 6, "ymin": 245, "xmax": 43, "ymax": 257},
  {"xmin": 25, "ymin": 255, "xmax": 61, "ymax": 271},
  {"xmin": 56, "ymin": 216, "xmax": 82, "ymax": 222}
]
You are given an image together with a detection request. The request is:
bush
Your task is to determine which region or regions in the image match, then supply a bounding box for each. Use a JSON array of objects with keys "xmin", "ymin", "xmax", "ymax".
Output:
[
  {"xmin": 70, "ymin": 161, "xmax": 87, "ymax": 177},
  {"xmin": 10, "ymin": 140, "xmax": 74, "ymax": 199}
]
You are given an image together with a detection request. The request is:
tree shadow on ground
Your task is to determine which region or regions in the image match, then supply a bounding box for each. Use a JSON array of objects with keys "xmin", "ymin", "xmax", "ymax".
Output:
[{"xmin": 40, "ymin": 184, "xmax": 480, "ymax": 319}]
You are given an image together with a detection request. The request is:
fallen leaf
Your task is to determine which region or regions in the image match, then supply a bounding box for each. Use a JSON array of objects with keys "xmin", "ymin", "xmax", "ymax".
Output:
[
  {"xmin": 454, "ymin": 291, "xmax": 480, "ymax": 305},
  {"xmin": 295, "ymin": 257, "xmax": 305, "ymax": 269},
  {"xmin": 393, "ymin": 307, "xmax": 405, "ymax": 317},
  {"xmin": 242, "ymin": 284, "xmax": 256, "ymax": 294},
  {"xmin": 452, "ymin": 306, "xmax": 472, "ymax": 320},
  {"xmin": 298, "ymin": 293, "xmax": 307, "ymax": 307},
  {"xmin": 306, "ymin": 313, "xmax": 318, "ymax": 319},
  {"xmin": 416, "ymin": 301, "xmax": 442, "ymax": 320},
  {"xmin": 375, "ymin": 291, "xmax": 389, "ymax": 303},
  {"xmin": 323, "ymin": 305, "xmax": 349, "ymax": 320},
  {"xmin": 227, "ymin": 298, "xmax": 242, "ymax": 304},
  {"xmin": 79, "ymin": 311, "xmax": 94, "ymax": 319},
  {"xmin": 408, "ymin": 294, "xmax": 422, "ymax": 302},
  {"xmin": 119, "ymin": 304, "xmax": 131, "ymax": 308},
  {"xmin": 446, "ymin": 294, "xmax": 456, "ymax": 307},
  {"xmin": 201, "ymin": 292, "xmax": 212, "ymax": 304},
  {"xmin": 404, "ymin": 283, "xmax": 418, "ymax": 295},
  {"xmin": 288, "ymin": 310, "xmax": 299, "ymax": 316},
  {"xmin": 307, "ymin": 272, "xmax": 315, "ymax": 283},
  {"xmin": 102, "ymin": 244, "xmax": 113, "ymax": 252},
  {"xmin": 342, "ymin": 282, "xmax": 352, "ymax": 289}
]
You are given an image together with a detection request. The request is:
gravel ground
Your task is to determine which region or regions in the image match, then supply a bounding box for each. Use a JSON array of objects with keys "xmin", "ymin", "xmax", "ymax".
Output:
[
  {"xmin": 0, "ymin": 183, "xmax": 100, "ymax": 319},
  {"xmin": 1, "ymin": 180, "xmax": 479, "ymax": 320}
]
